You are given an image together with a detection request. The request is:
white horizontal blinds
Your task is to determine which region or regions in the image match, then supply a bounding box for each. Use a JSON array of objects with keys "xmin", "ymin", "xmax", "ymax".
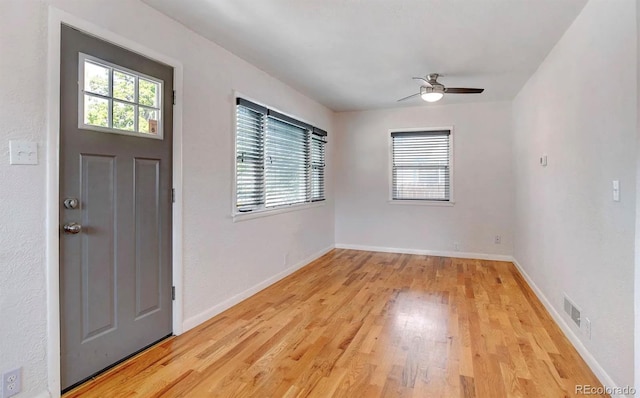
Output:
[
  {"xmin": 310, "ymin": 133, "xmax": 326, "ymax": 201},
  {"xmin": 265, "ymin": 117, "xmax": 309, "ymax": 207},
  {"xmin": 236, "ymin": 102, "xmax": 265, "ymax": 211},
  {"xmin": 235, "ymin": 98, "xmax": 328, "ymax": 213},
  {"xmin": 392, "ymin": 130, "xmax": 450, "ymax": 201}
]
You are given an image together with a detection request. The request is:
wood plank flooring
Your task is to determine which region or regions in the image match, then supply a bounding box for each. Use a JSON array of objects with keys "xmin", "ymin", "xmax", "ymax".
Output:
[{"xmin": 64, "ymin": 249, "xmax": 606, "ymax": 397}]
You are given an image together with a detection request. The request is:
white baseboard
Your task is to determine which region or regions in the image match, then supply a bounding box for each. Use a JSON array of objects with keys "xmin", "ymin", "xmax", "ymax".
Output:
[
  {"xmin": 511, "ymin": 258, "xmax": 623, "ymax": 395},
  {"xmin": 182, "ymin": 245, "xmax": 334, "ymax": 332},
  {"xmin": 334, "ymin": 243, "xmax": 514, "ymax": 262}
]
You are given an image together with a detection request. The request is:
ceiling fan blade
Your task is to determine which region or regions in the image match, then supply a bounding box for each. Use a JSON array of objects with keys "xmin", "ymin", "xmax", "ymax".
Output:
[
  {"xmin": 444, "ymin": 87, "xmax": 484, "ymax": 94},
  {"xmin": 412, "ymin": 77, "xmax": 432, "ymax": 86},
  {"xmin": 397, "ymin": 92, "xmax": 420, "ymax": 102}
]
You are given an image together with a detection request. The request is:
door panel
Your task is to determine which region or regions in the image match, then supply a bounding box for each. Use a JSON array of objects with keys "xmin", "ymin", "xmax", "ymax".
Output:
[
  {"xmin": 80, "ymin": 154, "xmax": 116, "ymax": 341},
  {"xmin": 134, "ymin": 158, "xmax": 162, "ymax": 319},
  {"xmin": 60, "ymin": 25, "xmax": 173, "ymax": 391}
]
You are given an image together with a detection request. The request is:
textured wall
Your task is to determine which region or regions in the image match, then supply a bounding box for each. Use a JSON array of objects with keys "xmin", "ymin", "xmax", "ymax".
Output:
[
  {"xmin": 0, "ymin": 2, "xmax": 49, "ymax": 396},
  {"xmin": 0, "ymin": 1, "xmax": 334, "ymax": 396},
  {"xmin": 512, "ymin": 0, "xmax": 636, "ymax": 387},
  {"xmin": 636, "ymin": 0, "xmax": 640, "ymax": 390},
  {"xmin": 334, "ymin": 101, "xmax": 514, "ymax": 257}
]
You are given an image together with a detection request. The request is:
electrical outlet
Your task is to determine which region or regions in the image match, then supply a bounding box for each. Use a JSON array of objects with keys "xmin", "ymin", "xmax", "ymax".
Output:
[
  {"xmin": 494, "ymin": 235, "xmax": 501, "ymax": 244},
  {"xmin": 453, "ymin": 242, "xmax": 460, "ymax": 251},
  {"xmin": 539, "ymin": 154, "xmax": 548, "ymax": 167},
  {"xmin": 2, "ymin": 367, "xmax": 22, "ymax": 398}
]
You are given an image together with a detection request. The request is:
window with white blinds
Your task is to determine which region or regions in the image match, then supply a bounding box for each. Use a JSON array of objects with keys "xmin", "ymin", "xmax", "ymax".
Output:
[
  {"xmin": 235, "ymin": 98, "xmax": 327, "ymax": 213},
  {"xmin": 391, "ymin": 130, "xmax": 451, "ymax": 201}
]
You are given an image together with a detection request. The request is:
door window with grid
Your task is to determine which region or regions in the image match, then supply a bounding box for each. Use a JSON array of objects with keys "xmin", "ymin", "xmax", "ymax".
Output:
[{"xmin": 79, "ymin": 53, "xmax": 163, "ymax": 139}]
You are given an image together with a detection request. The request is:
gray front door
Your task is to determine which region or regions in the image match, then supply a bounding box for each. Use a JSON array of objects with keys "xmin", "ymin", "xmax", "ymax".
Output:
[{"xmin": 59, "ymin": 25, "xmax": 173, "ymax": 391}]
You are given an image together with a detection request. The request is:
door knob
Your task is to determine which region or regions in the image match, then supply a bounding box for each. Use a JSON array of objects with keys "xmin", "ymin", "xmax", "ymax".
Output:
[{"xmin": 63, "ymin": 222, "xmax": 82, "ymax": 234}]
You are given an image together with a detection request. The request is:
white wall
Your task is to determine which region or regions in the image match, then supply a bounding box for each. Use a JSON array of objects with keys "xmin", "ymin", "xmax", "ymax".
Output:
[
  {"xmin": 513, "ymin": 0, "xmax": 636, "ymax": 388},
  {"xmin": 636, "ymin": 0, "xmax": 640, "ymax": 390},
  {"xmin": 0, "ymin": 1, "xmax": 334, "ymax": 396},
  {"xmin": 334, "ymin": 102, "xmax": 514, "ymax": 258},
  {"xmin": 0, "ymin": 2, "xmax": 49, "ymax": 397}
]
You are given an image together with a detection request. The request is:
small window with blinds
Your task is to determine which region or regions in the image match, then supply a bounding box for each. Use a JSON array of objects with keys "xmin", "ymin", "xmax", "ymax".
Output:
[
  {"xmin": 391, "ymin": 130, "xmax": 452, "ymax": 201},
  {"xmin": 235, "ymin": 98, "xmax": 327, "ymax": 214}
]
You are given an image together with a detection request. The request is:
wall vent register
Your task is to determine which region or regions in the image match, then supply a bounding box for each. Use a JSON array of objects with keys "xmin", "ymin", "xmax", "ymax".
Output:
[{"xmin": 563, "ymin": 295, "xmax": 581, "ymax": 328}]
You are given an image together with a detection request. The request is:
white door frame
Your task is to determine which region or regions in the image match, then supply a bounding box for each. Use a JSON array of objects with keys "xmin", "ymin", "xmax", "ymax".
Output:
[{"xmin": 46, "ymin": 7, "xmax": 184, "ymax": 396}]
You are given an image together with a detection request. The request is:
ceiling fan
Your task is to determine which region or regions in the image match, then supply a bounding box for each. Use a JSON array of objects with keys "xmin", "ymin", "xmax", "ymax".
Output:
[{"xmin": 397, "ymin": 73, "xmax": 484, "ymax": 103}]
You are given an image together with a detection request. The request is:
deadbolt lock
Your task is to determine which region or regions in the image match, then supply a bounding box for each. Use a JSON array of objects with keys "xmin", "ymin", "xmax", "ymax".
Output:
[{"xmin": 63, "ymin": 198, "xmax": 79, "ymax": 209}]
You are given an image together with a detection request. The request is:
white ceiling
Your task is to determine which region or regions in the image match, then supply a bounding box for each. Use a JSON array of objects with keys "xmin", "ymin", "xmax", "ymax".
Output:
[{"xmin": 142, "ymin": 0, "xmax": 587, "ymax": 112}]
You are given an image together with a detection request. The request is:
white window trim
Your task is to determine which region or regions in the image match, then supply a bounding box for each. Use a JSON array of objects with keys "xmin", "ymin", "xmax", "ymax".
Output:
[
  {"xmin": 387, "ymin": 199, "xmax": 455, "ymax": 206},
  {"xmin": 231, "ymin": 91, "xmax": 326, "ymax": 219},
  {"xmin": 232, "ymin": 201, "xmax": 325, "ymax": 222},
  {"xmin": 388, "ymin": 126, "xmax": 455, "ymax": 205},
  {"xmin": 78, "ymin": 52, "xmax": 164, "ymax": 140}
]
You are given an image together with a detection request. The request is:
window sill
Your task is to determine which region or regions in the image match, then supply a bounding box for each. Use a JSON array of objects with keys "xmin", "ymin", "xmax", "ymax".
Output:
[
  {"xmin": 233, "ymin": 201, "xmax": 326, "ymax": 222},
  {"xmin": 387, "ymin": 200, "xmax": 455, "ymax": 207}
]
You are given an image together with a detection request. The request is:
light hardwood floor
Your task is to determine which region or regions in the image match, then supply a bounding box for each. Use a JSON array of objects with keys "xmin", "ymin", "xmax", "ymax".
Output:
[{"xmin": 64, "ymin": 249, "xmax": 606, "ymax": 397}]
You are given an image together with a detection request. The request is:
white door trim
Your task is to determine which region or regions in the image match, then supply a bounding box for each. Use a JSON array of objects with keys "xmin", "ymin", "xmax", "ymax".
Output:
[{"xmin": 46, "ymin": 7, "xmax": 184, "ymax": 396}]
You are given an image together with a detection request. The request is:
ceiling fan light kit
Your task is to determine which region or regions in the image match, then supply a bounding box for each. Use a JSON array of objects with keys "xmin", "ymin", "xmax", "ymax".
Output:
[
  {"xmin": 420, "ymin": 86, "xmax": 444, "ymax": 102},
  {"xmin": 398, "ymin": 73, "xmax": 484, "ymax": 103}
]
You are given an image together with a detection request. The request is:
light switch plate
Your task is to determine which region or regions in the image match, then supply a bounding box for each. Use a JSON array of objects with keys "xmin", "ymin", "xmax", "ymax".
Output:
[
  {"xmin": 9, "ymin": 140, "xmax": 38, "ymax": 165},
  {"xmin": 613, "ymin": 180, "xmax": 620, "ymax": 202}
]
